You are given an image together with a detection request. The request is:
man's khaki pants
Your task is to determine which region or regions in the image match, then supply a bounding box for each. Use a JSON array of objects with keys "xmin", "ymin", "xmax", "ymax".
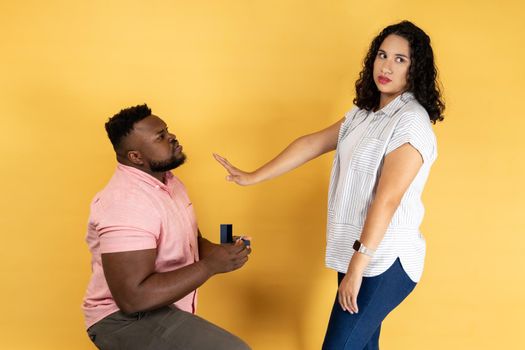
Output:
[{"xmin": 87, "ymin": 306, "xmax": 250, "ymax": 350}]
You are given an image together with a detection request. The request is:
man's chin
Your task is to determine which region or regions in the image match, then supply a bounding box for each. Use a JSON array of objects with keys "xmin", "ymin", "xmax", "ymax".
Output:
[
  {"xmin": 174, "ymin": 153, "xmax": 187, "ymax": 167},
  {"xmin": 151, "ymin": 153, "xmax": 187, "ymax": 172}
]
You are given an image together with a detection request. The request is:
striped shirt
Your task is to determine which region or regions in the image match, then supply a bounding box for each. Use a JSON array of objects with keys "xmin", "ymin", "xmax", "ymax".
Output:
[{"xmin": 325, "ymin": 92, "xmax": 437, "ymax": 282}]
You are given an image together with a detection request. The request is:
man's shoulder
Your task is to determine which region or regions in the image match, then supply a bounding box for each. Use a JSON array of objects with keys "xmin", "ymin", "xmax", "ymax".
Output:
[
  {"xmin": 90, "ymin": 175, "xmax": 158, "ymax": 218},
  {"xmin": 167, "ymin": 173, "xmax": 189, "ymax": 193}
]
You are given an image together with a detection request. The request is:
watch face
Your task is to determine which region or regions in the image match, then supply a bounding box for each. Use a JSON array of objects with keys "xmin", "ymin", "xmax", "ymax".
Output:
[{"xmin": 353, "ymin": 240, "xmax": 361, "ymax": 251}]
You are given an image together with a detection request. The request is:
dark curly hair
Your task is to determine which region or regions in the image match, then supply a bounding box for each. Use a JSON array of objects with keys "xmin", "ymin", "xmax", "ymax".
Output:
[
  {"xmin": 354, "ymin": 21, "xmax": 444, "ymax": 123},
  {"xmin": 105, "ymin": 104, "xmax": 152, "ymax": 150}
]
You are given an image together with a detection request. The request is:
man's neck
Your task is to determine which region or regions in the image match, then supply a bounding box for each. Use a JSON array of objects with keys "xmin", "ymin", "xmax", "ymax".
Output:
[
  {"xmin": 117, "ymin": 158, "xmax": 166, "ymax": 183},
  {"xmin": 147, "ymin": 170, "xmax": 166, "ymax": 183}
]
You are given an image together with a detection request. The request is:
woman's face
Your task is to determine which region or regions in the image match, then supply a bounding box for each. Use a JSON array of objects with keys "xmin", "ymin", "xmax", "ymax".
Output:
[{"xmin": 373, "ymin": 34, "xmax": 411, "ymax": 103}]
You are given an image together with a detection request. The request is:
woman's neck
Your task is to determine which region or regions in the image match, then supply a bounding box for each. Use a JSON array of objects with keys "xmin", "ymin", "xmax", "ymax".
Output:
[{"xmin": 378, "ymin": 91, "xmax": 404, "ymax": 111}]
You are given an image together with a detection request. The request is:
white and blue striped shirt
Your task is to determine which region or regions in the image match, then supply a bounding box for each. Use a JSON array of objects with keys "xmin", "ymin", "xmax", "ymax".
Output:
[{"xmin": 325, "ymin": 92, "xmax": 437, "ymax": 282}]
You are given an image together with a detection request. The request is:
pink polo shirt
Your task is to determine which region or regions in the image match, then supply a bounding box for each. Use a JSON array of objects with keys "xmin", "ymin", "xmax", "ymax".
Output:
[{"xmin": 82, "ymin": 164, "xmax": 199, "ymax": 329}]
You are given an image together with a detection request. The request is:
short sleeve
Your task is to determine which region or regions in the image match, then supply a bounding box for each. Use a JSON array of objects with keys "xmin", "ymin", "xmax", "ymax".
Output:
[
  {"xmin": 338, "ymin": 106, "xmax": 361, "ymax": 142},
  {"xmin": 93, "ymin": 193, "xmax": 160, "ymax": 254},
  {"xmin": 345, "ymin": 106, "xmax": 359, "ymax": 121},
  {"xmin": 386, "ymin": 112, "xmax": 436, "ymax": 164}
]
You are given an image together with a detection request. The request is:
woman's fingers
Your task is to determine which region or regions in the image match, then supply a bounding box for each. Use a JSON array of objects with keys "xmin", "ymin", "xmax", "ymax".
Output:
[
  {"xmin": 213, "ymin": 153, "xmax": 240, "ymax": 174},
  {"xmin": 345, "ymin": 293, "xmax": 354, "ymax": 314},
  {"xmin": 337, "ymin": 291, "xmax": 346, "ymax": 311},
  {"xmin": 213, "ymin": 153, "xmax": 230, "ymax": 169},
  {"xmin": 228, "ymin": 175, "xmax": 241, "ymax": 183},
  {"xmin": 214, "ymin": 153, "xmax": 233, "ymax": 168},
  {"xmin": 351, "ymin": 294, "xmax": 359, "ymax": 314},
  {"xmin": 213, "ymin": 153, "xmax": 231, "ymax": 170},
  {"xmin": 341, "ymin": 293, "xmax": 354, "ymax": 314},
  {"xmin": 338, "ymin": 281, "xmax": 359, "ymax": 314},
  {"xmin": 213, "ymin": 153, "xmax": 254, "ymax": 186},
  {"xmin": 213, "ymin": 153, "xmax": 226, "ymax": 162}
]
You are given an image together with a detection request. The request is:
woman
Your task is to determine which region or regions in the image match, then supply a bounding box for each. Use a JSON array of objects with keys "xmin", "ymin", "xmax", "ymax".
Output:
[{"xmin": 214, "ymin": 20, "xmax": 444, "ymax": 349}]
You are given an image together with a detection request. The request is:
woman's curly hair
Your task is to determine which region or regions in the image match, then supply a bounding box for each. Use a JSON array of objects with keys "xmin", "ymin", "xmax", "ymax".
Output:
[{"xmin": 354, "ymin": 21, "xmax": 445, "ymax": 123}]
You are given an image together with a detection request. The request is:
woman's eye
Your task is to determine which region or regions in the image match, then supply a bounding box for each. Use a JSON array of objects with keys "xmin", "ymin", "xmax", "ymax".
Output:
[
  {"xmin": 396, "ymin": 57, "xmax": 405, "ymax": 63},
  {"xmin": 378, "ymin": 52, "xmax": 386, "ymax": 59}
]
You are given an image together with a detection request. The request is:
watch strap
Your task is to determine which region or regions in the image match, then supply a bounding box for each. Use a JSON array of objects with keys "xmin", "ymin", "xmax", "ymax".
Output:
[{"xmin": 353, "ymin": 240, "xmax": 375, "ymax": 257}]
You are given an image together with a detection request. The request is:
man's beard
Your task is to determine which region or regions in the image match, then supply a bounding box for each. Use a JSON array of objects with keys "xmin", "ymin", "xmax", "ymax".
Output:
[{"xmin": 150, "ymin": 153, "xmax": 187, "ymax": 172}]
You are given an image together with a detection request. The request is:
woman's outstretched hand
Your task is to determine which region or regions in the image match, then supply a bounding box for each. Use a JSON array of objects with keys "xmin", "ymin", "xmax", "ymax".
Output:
[{"xmin": 213, "ymin": 153, "xmax": 257, "ymax": 186}]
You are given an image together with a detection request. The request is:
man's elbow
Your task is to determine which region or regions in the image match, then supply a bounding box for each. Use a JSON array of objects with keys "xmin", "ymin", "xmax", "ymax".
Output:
[
  {"xmin": 113, "ymin": 292, "xmax": 144, "ymax": 314},
  {"xmin": 117, "ymin": 303, "xmax": 139, "ymax": 315}
]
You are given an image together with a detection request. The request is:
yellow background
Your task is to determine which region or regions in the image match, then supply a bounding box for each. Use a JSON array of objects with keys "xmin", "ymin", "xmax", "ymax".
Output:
[{"xmin": 1, "ymin": 0, "xmax": 523, "ymax": 349}]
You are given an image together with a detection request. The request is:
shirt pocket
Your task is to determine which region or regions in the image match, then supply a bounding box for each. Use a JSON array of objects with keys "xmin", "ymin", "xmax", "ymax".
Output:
[
  {"xmin": 185, "ymin": 202, "xmax": 198, "ymax": 233},
  {"xmin": 350, "ymin": 137, "xmax": 386, "ymax": 175}
]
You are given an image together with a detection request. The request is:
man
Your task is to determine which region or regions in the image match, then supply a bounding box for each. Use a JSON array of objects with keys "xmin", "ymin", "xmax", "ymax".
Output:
[{"xmin": 82, "ymin": 104, "xmax": 251, "ymax": 350}]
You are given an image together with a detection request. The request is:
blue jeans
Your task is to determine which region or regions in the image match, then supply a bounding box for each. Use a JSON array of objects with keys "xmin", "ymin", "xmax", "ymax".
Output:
[{"xmin": 322, "ymin": 258, "xmax": 416, "ymax": 350}]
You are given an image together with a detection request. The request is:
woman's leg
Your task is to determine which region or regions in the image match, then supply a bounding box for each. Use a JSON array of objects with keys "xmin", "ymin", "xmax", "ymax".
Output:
[
  {"xmin": 322, "ymin": 258, "xmax": 416, "ymax": 350},
  {"xmin": 363, "ymin": 324, "xmax": 381, "ymax": 350}
]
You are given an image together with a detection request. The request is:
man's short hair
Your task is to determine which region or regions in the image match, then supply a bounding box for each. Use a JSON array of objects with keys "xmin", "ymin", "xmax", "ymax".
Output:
[{"xmin": 105, "ymin": 104, "xmax": 152, "ymax": 150}]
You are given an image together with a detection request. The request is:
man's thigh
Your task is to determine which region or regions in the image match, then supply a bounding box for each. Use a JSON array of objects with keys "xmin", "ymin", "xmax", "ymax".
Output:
[{"xmin": 87, "ymin": 307, "xmax": 250, "ymax": 350}]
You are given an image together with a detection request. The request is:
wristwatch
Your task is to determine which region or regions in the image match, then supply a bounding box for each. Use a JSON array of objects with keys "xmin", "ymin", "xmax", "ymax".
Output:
[{"xmin": 353, "ymin": 240, "xmax": 375, "ymax": 257}]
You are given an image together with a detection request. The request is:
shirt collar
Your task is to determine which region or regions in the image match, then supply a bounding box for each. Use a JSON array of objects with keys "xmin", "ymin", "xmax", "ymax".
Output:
[
  {"xmin": 116, "ymin": 163, "xmax": 173, "ymax": 192},
  {"xmin": 375, "ymin": 92, "xmax": 415, "ymax": 117}
]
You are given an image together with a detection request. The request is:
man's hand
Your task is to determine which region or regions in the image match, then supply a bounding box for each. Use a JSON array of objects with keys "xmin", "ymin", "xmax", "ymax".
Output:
[
  {"xmin": 102, "ymin": 235, "xmax": 251, "ymax": 314},
  {"xmin": 199, "ymin": 236, "xmax": 251, "ymax": 275}
]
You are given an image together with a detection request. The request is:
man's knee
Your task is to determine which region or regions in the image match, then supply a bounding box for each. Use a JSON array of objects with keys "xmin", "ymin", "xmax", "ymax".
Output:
[
  {"xmin": 169, "ymin": 309, "xmax": 250, "ymax": 350},
  {"xmin": 212, "ymin": 331, "xmax": 251, "ymax": 350},
  {"xmin": 222, "ymin": 337, "xmax": 251, "ymax": 350},
  {"xmin": 234, "ymin": 342, "xmax": 251, "ymax": 350}
]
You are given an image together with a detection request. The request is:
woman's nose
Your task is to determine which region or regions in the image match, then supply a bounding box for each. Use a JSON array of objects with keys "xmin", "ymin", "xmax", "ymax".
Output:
[{"xmin": 381, "ymin": 63, "xmax": 392, "ymax": 74}]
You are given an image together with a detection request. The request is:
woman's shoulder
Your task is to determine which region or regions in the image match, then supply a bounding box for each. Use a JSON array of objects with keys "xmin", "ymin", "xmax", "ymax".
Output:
[
  {"xmin": 344, "ymin": 105, "xmax": 371, "ymax": 123},
  {"xmin": 345, "ymin": 105, "xmax": 361, "ymax": 118},
  {"xmin": 397, "ymin": 99, "xmax": 433, "ymax": 129}
]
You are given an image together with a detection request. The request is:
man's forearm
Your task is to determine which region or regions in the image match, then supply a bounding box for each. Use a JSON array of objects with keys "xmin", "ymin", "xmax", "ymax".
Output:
[
  {"xmin": 116, "ymin": 260, "xmax": 212, "ymax": 314},
  {"xmin": 102, "ymin": 245, "xmax": 215, "ymax": 315},
  {"xmin": 103, "ymin": 235, "xmax": 248, "ymax": 314}
]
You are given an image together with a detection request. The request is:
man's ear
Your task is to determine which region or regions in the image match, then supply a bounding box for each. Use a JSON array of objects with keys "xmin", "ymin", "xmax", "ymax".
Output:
[{"xmin": 127, "ymin": 150, "xmax": 144, "ymax": 165}]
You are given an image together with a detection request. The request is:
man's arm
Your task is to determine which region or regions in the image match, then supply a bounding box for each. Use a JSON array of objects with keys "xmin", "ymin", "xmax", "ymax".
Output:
[{"xmin": 102, "ymin": 235, "xmax": 250, "ymax": 314}]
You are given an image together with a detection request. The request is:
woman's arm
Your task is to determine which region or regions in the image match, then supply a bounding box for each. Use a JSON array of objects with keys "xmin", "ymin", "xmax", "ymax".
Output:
[
  {"xmin": 338, "ymin": 143, "xmax": 424, "ymax": 313},
  {"xmin": 214, "ymin": 117, "xmax": 344, "ymax": 185}
]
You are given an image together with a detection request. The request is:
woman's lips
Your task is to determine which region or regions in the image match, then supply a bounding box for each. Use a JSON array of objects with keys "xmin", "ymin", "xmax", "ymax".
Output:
[{"xmin": 378, "ymin": 75, "xmax": 391, "ymax": 84}]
